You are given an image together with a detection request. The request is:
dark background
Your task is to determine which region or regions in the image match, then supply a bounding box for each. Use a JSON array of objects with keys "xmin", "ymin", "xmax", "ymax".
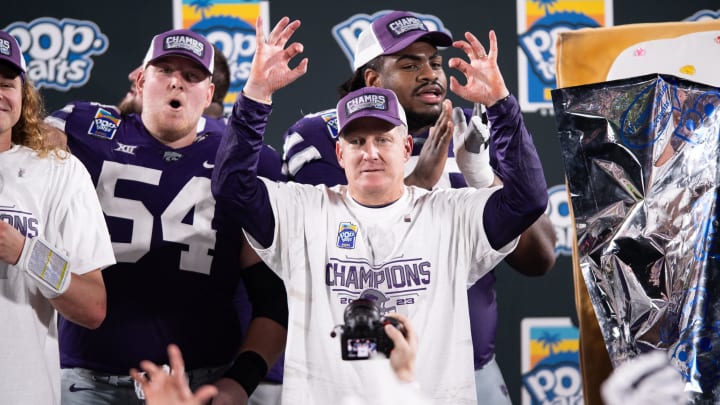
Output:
[{"xmin": 5, "ymin": 1, "xmax": 718, "ymax": 403}]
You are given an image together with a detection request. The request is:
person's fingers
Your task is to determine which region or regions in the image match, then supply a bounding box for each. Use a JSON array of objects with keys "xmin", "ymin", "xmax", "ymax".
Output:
[
  {"xmin": 449, "ymin": 76, "xmax": 470, "ymax": 101},
  {"xmin": 267, "ymin": 16, "xmax": 290, "ymax": 45},
  {"xmin": 275, "ymin": 18, "xmax": 301, "ymax": 48},
  {"xmin": 129, "ymin": 368, "xmax": 147, "ymax": 385},
  {"xmin": 431, "ymin": 101, "xmax": 452, "ymax": 147},
  {"xmin": 384, "ymin": 323, "xmax": 407, "ymax": 350},
  {"xmin": 254, "ymin": 16, "xmax": 265, "ymax": 45},
  {"xmin": 385, "ymin": 312, "xmax": 417, "ymax": 348},
  {"xmin": 139, "ymin": 359, "xmax": 163, "ymax": 376},
  {"xmin": 167, "ymin": 344, "xmax": 186, "ymax": 378},
  {"xmin": 194, "ymin": 385, "xmax": 219, "ymax": 403},
  {"xmin": 488, "ymin": 30, "xmax": 499, "ymax": 61},
  {"xmin": 452, "ymin": 40, "xmax": 473, "ymax": 59},
  {"xmin": 464, "ymin": 32, "xmax": 486, "ymax": 60}
]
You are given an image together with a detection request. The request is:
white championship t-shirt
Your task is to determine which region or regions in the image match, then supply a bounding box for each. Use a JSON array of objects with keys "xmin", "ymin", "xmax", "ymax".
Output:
[
  {"xmin": 248, "ymin": 179, "xmax": 517, "ymax": 405},
  {"xmin": 0, "ymin": 145, "xmax": 115, "ymax": 405}
]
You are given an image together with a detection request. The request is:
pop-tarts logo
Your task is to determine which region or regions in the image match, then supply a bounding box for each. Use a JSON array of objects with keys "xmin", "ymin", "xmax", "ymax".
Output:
[
  {"xmin": 332, "ymin": 10, "xmax": 451, "ymax": 70},
  {"xmin": 521, "ymin": 318, "xmax": 581, "ymax": 405},
  {"xmin": 4, "ymin": 18, "xmax": 108, "ymax": 91},
  {"xmin": 88, "ymin": 108, "xmax": 121, "ymax": 140},
  {"xmin": 337, "ymin": 222, "xmax": 358, "ymax": 249},
  {"xmin": 190, "ymin": 16, "xmax": 257, "ymax": 114},
  {"xmin": 684, "ymin": 8, "xmax": 720, "ymax": 21},
  {"xmin": 545, "ymin": 185, "xmax": 572, "ymax": 257},
  {"xmin": 165, "ymin": 34, "xmax": 205, "ymax": 58},
  {"xmin": 322, "ymin": 111, "xmax": 339, "ymax": 139},
  {"xmin": 0, "ymin": 38, "xmax": 11, "ymax": 57},
  {"xmin": 516, "ymin": 0, "xmax": 611, "ymax": 113}
]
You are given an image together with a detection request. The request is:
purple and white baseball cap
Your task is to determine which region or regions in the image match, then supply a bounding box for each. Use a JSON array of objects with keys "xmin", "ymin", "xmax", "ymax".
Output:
[
  {"xmin": 142, "ymin": 29, "xmax": 214, "ymax": 75},
  {"xmin": 337, "ymin": 87, "xmax": 407, "ymax": 135},
  {"xmin": 0, "ymin": 30, "xmax": 26, "ymax": 74},
  {"xmin": 352, "ymin": 10, "xmax": 453, "ymax": 71}
]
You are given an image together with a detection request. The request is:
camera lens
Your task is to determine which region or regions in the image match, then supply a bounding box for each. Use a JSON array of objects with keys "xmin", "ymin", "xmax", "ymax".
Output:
[{"xmin": 344, "ymin": 298, "xmax": 381, "ymax": 330}]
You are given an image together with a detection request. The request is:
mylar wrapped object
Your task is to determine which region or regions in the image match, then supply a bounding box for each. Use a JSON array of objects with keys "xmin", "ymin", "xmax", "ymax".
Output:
[{"xmin": 552, "ymin": 73, "xmax": 720, "ymax": 402}]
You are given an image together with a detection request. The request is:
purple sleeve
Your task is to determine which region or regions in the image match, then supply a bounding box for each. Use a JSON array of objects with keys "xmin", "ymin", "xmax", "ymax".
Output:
[
  {"xmin": 294, "ymin": 161, "xmax": 347, "ymax": 187},
  {"xmin": 483, "ymin": 95, "xmax": 548, "ymax": 249},
  {"xmin": 212, "ymin": 95, "xmax": 275, "ymax": 248}
]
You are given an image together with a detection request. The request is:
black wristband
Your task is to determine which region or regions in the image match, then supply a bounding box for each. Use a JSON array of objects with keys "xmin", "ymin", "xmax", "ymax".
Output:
[
  {"xmin": 491, "ymin": 93, "xmax": 511, "ymax": 107},
  {"xmin": 223, "ymin": 351, "xmax": 268, "ymax": 396}
]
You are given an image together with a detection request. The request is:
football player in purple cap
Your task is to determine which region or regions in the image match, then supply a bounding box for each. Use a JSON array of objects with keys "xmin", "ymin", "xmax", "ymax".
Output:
[
  {"xmin": 0, "ymin": 29, "xmax": 115, "ymax": 405},
  {"xmin": 212, "ymin": 15, "xmax": 547, "ymax": 405},
  {"xmin": 281, "ymin": 10, "xmax": 555, "ymax": 404},
  {"xmin": 45, "ymin": 28, "xmax": 288, "ymax": 405}
]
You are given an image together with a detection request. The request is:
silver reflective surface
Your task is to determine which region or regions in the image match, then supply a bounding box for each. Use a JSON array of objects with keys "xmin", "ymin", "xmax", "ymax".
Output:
[{"xmin": 553, "ymin": 74, "xmax": 720, "ymax": 403}]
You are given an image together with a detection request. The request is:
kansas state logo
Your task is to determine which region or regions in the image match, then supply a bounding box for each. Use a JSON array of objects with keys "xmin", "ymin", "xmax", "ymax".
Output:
[
  {"xmin": 337, "ymin": 222, "xmax": 358, "ymax": 249},
  {"xmin": 360, "ymin": 289, "xmax": 396, "ymax": 314},
  {"xmin": 332, "ymin": 10, "xmax": 451, "ymax": 70},
  {"xmin": 4, "ymin": 18, "xmax": 108, "ymax": 91},
  {"xmin": 88, "ymin": 108, "xmax": 121, "ymax": 140},
  {"xmin": 545, "ymin": 185, "xmax": 572, "ymax": 257}
]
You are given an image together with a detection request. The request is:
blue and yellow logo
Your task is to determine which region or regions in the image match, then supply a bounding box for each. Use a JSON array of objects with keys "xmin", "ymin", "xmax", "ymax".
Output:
[
  {"xmin": 88, "ymin": 107, "xmax": 121, "ymax": 140},
  {"xmin": 337, "ymin": 222, "xmax": 358, "ymax": 249}
]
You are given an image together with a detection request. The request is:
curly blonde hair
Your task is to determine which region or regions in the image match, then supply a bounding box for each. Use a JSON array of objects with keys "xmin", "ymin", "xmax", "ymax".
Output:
[{"xmin": 11, "ymin": 78, "xmax": 68, "ymax": 158}]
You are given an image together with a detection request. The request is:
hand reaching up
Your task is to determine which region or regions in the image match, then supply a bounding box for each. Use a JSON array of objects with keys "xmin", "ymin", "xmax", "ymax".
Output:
[
  {"xmin": 130, "ymin": 344, "xmax": 218, "ymax": 405},
  {"xmin": 449, "ymin": 30, "xmax": 509, "ymax": 107},
  {"xmin": 243, "ymin": 16, "xmax": 308, "ymax": 102}
]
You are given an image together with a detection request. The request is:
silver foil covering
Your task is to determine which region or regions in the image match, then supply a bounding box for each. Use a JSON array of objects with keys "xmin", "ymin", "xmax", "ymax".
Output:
[{"xmin": 552, "ymin": 74, "xmax": 720, "ymax": 403}]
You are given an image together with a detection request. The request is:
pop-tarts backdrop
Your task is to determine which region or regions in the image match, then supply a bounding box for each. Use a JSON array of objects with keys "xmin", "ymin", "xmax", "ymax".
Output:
[{"xmin": 4, "ymin": 1, "xmax": 718, "ymax": 403}]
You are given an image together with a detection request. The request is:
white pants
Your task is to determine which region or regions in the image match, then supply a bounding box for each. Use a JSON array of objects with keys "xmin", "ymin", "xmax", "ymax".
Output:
[{"xmin": 475, "ymin": 356, "xmax": 512, "ymax": 405}]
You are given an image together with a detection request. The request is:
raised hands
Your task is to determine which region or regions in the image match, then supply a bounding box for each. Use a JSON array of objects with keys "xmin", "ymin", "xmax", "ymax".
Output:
[
  {"xmin": 243, "ymin": 16, "xmax": 308, "ymax": 102},
  {"xmin": 130, "ymin": 344, "xmax": 218, "ymax": 405},
  {"xmin": 448, "ymin": 30, "xmax": 510, "ymax": 107},
  {"xmin": 405, "ymin": 99, "xmax": 454, "ymax": 189}
]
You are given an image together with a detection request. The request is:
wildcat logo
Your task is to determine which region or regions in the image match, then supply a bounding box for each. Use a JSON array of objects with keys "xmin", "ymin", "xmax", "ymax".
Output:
[{"xmin": 337, "ymin": 222, "xmax": 358, "ymax": 249}]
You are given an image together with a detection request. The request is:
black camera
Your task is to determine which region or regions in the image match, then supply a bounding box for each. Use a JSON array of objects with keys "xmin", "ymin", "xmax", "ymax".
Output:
[{"xmin": 331, "ymin": 298, "xmax": 404, "ymax": 361}]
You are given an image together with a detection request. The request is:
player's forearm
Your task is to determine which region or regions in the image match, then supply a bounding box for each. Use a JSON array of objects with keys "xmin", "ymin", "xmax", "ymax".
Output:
[
  {"xmin": 212, "ymin": 95, "xmax": 275, "ymax": 247},
  {"xmin": 52, "ymin": 269, "xmax": 106, "ymax": 329},
  {"xmin": 240, "ymin": 317, "xmax": 287, "ymax": 371},
  {"xmin": 483, "ymin": 95, "xmax": 548, "ymax": 250},
  {"xmin": 221, "ymin": 317, "xmax": 287, "ymax": 399},
  {"xmin": 504, "ymin": 214, "xmax": 556, "ymax": 276}
]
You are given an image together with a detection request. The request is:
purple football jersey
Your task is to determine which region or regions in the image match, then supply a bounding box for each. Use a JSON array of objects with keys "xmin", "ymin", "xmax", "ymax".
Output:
[
  {"xmin": 51, "ymin": 102, "xmax": 284, "ymax": 373},
  {"xmin": 282, "ymin": 107, "xmax": 498, "ymax": 369}
]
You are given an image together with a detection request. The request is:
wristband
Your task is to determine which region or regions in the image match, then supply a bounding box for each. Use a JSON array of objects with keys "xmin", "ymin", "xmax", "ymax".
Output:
[
  {"xmin": 491, "ymin": 93, "xmax": 511, "ymax": 107},
  {"xmin": 19, "ymin": 237, "xmax": 71, "ymax": 299},
  {"xmin": 223, "ymin": 351, "xmax": 268, "ymax": 396}
]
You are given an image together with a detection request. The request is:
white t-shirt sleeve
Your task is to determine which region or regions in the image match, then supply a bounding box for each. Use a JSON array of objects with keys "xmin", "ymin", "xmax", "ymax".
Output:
[
  {"xmin": 445, "ymin": 185, "xmax": 519, "ymax": 285},
  {"xmin": 47, "ymin": 155, "xmax": 115, "ymax": 275},
  {"xmin": 244, "ymin": 177, "xmax": 325, "ymax": 280}
]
